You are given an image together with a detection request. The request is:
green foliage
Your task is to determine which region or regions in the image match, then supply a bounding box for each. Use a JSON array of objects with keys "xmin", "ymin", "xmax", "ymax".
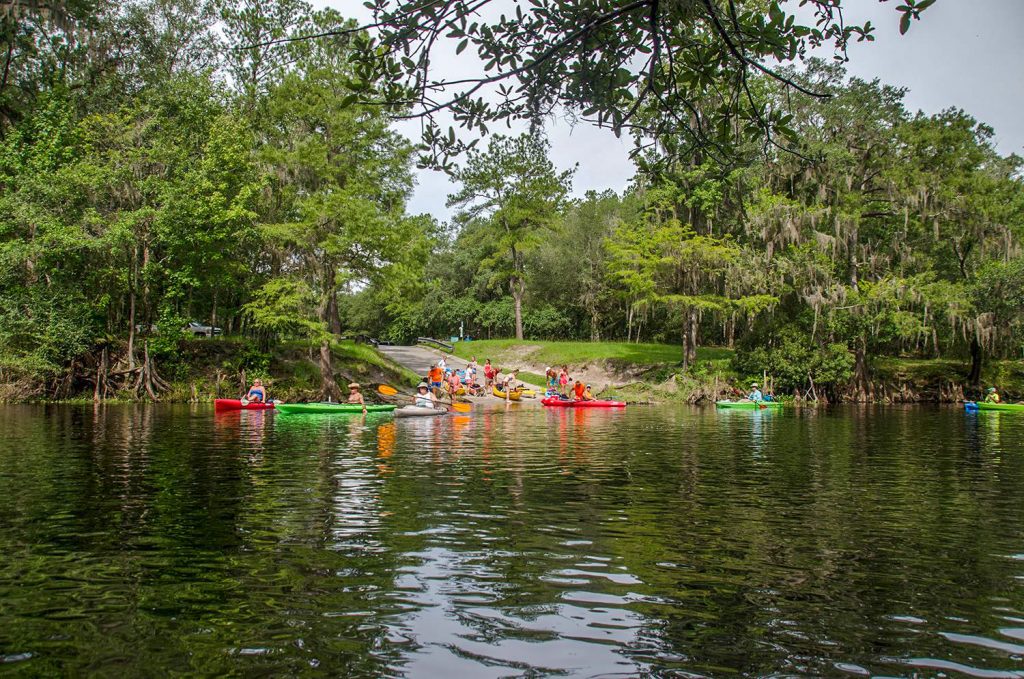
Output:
[
  {"xmin": 349, "ymin": 0, "xmax": 934, "ymax": 168},
  {"xmin": 733, "ymin": 326, "xmax": 854, "ymax": 393},
  {"xmin": 0, "ymin": 0, "xmax": 1017, "ymax": 404}
]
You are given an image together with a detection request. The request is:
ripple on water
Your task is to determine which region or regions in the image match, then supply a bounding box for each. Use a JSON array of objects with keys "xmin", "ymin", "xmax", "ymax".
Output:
[{"xmin": 1, "ymin": 403, "xmax": 1024, "ymax": 676}]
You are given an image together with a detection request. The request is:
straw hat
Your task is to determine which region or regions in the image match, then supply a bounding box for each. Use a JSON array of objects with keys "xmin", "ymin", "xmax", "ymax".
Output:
[
  {"xmin": 348, "ymin": 382, "xmax": 360, "ymax": 389},
  {"xmin": 417, "ymin": 382, "xmax": 428, "ymax": 389}
]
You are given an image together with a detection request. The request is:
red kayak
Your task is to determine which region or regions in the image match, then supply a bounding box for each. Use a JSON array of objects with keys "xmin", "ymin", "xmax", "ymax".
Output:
[
  {"xmin": 214, "ymin": 399, "xmax": 277, "ymax": 411},
  {"xmin": 541, "ymin": 397, "xmax": 626, "ymax": 408}
]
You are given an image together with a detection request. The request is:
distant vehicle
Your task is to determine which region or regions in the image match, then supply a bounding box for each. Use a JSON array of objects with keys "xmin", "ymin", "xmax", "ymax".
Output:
[{"xmin": 185, "ymin": 321, "xmax": 222, "ymax": 337}]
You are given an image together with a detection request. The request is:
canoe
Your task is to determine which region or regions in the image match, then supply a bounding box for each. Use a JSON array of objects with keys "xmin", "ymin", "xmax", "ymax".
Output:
[
  {"xmin": 715, "ymin": 400, "xmax": 783, "ymax": 410},
  {"xmin": 492, "ymin": 386, "xmax": 521, "ymax": 401},
  {"xmin": 541, "ymin": 397, "xmax": 625, "ymax": 408},
  {"xmin": 215, "ymin": 398, "xmax": 277, "ymax": 411},
  {"xmin": 393, "ymin": 405, "xmax": 448, "ymax": 418},
  {"xmin": 967, "ymin": 401, "xmax": 1024, "ymax": 412},
  {"xmin": 275, "ymin": 403, "xmax": 396, "ymax": 415}
]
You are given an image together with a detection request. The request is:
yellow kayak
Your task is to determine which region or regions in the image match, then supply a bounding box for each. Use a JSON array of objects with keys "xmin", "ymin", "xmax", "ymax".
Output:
[{"xmin": 492, "ymin": 386, "xmax": 521, "ymax": 401}]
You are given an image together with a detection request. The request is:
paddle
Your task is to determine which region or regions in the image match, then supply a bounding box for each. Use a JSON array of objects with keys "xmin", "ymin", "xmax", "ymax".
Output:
[
  {"xmin": 377, "ymin": 384, "xmax": 471, "ymax": 413},
  {"xmin": 240, "ymin": 397, "xmax": 249, "ymax": 406}
]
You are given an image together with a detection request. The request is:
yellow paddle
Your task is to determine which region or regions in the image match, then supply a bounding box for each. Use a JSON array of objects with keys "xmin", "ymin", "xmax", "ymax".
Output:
[{"xmin": 377, "ymin": 384, "xmax": 471, "ymax": 413}]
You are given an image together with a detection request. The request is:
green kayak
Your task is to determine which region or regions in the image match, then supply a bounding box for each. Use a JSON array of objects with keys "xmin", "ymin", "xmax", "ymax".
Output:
[
  {"xmin": 275, "ymin": 403, "xmax": 396, "ymax": 415},
  {"xmin": 975, "ymin": 401, "xmax": 1024, "ymax": 412},
  {"xmin": 715, "ymin": 400, "xmax": 783, "ymax": 410}
]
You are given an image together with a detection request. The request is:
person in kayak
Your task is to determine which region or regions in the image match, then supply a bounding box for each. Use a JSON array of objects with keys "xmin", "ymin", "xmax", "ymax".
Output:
[
  {"xmin": 559, "ymin": 367, "xmax": 570, "ymax": 396},
  {"xmin": 747, "ymin": 383, "xmax": 763, "ymax": 402},
  {"xmin": 246, "ymin": 379, "xmax": 267, "ymax": 403},
  {"xmin": 347, "ymin": 382, "xmax": 367, "ymax": 414},
  {"xmin": 581, "ymin": 384, "xmax": 595, "ymax": 401},
  {"xmin": 413, "ymin": 382, "xmax": 437, "ymax": 408},
  {"xmin": 571, "ymin": 380, "xmax": 586, "ymax": 401},
  {"xmin": 985, "ymin": 387, "xmax": 1001, "ymax": 404}
]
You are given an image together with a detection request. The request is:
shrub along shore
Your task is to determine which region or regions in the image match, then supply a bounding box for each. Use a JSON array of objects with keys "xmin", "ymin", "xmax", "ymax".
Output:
[
  {"xmin": 1, "ymin": 337, "xmax": 1019, "ymax": 404},
  {"xmin": 0, "ymin": 339, "xmax": 419, "ymax": 405},
  {"xmin": 451, "ymin": 340, "xmax": 1022, "ymax": 404}
]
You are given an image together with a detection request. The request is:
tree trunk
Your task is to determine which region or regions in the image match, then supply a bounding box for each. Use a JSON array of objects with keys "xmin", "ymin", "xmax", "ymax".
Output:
[
  {"xmin": 682, "ymin": 308, "xmax": 698, "ymax": 368},
  {"xmin": 968, "ymin": 336, "xmax": 983, "ymax": 386},
  {"xmin": 852, "ymin": 336, "xmax": 872, "ymax": 402},
  {"xmin": 511, "ymin": 276, "xmax": 524, "ymax": 341},
  {"xmin": 127, "ymin": 287, "xmax": 136, "ymax": 371},
  {"xmin": 328, "ymin": 288, "xmax": 342, "ymax": 336},
  {"xmin": 590, "ymin": 304, "xmax": 600, "ymax": 342},
  {"xmin": 319, "ymin": 340, "xmax": 339, "ymax": 400}
]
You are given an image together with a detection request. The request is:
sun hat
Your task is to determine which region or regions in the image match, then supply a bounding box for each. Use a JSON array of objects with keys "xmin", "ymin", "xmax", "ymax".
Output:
[
  {"xmin": 348, "ymin": 382, "xmax": 360, "ymax": 389},
  {"xmin": 751, "ymin": 382, "xmax": 759, "ymax": 387},
  {"xmin": 417, "ymin": 382, "xmax": 428, "ymax": 389}
]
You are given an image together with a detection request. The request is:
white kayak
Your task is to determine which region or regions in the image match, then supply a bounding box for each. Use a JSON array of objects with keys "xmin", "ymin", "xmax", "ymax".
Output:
[{"xmin": 393, "ymin": 406, "xmax": 449, "ymax": 418}]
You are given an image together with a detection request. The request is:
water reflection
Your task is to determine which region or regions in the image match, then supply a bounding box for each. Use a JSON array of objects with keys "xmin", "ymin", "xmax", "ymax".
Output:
[{"xmin": 0, "ymin": 404, "xmax": 1023, "ymax": 676}]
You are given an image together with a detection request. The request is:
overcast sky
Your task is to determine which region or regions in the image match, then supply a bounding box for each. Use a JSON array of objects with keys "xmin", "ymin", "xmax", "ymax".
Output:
[{"xmin": 325, "ymin": 0, "xmax": 1024, "ymax": 222}]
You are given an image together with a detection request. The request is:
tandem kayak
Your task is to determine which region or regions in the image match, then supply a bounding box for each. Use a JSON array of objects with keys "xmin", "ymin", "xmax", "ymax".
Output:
[
  {"xmin": 966, "ymin": 401, "xmax": 1024, "ymax": 413},
  {"xmin": 393, "ymin": 406, "xmax": 448, "ymax": 418},
  {"xmin": 541, "ymin": 397, "xmax": 625, "ymax": 408},
  {"xmin": 274, "ymin": 403, "xmax": 396, "ymax": 415},
  {"xmin": 715, "ymin": 400, "xmax": 783, "ymax": 410},
  {"xmin": 492, "ymin": 387, "xmax": 521, "ymax": 401},
  {"xmin": 214, "ymin": 399, "xmax": 277, "ymax": 411}
]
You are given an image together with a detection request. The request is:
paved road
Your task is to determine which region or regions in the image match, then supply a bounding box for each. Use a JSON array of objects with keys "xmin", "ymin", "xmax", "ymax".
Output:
[
  {"xmin": 377, "ymin": 345, "xmax": 461, "ymax": 376},
  {"xmin": 378, "ymin": 345, "xmax": 543, "ymax": 391}
]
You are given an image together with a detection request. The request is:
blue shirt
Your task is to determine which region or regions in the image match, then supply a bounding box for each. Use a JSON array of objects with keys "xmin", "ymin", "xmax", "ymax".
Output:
[{"xmin": 748, "ymin": 389, "xmax": 763, "ymax": 402}]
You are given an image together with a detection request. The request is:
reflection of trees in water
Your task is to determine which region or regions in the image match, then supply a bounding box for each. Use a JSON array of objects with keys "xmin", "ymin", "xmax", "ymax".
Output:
[
  {"xmin": 6, "ymin": 404, "xmax": 1024, "ymax": 674},
  {"xmin": 368, "ymin": 405, "xmax": 652, "ymax": 674},
  {"xmin": 606, "ymin": 406, "xmax": 1024, "ymax": 674}
]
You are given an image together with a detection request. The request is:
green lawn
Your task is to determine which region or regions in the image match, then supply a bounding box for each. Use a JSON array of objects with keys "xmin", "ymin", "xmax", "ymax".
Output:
[{"xmin": 450, "ymin": 339, "xmax": 732, "ymax": 368}]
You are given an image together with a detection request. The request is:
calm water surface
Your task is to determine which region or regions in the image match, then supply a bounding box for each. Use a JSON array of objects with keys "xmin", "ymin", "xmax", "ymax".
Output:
[{"xmin": 1, "ymin": 403, "xmax": 1023, "ymax": 676}]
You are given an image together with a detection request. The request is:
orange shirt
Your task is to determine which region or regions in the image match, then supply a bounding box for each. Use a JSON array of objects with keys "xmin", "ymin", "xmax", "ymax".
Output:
[
  {"xmin": 429, "ymin": 367, "xmax": 443, "ymax": 382},
  {"xmin": 573, "ymin": 383, "xmax": 585, "ymax": 399}
]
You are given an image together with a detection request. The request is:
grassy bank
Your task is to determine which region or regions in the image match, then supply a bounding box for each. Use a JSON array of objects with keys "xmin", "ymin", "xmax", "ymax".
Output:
[
  {"xmin": 450, "ymin": 339, "xmax": 1024, "ymax": 403},
  {"xmin": 451, "ymin": 339, "xmax": 737, "ymax": 403},
  {"xmin": 451, "ymin": 339, "xmax": 730, "ymax": 367},
  {"xmin": 0, "ymin": 338, "xmax": 419, "ymax": 403}
]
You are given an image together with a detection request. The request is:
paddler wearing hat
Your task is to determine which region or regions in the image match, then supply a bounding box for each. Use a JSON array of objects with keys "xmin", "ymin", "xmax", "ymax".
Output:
[
  {"xmin": 413, "ymin": 382, "xmax": 437, "ymax": 409},
  {"xmin": 747, "ymin": 382, "xmax": 764, "ymax": 403},
  {"xmin": 347, "ymin": 382, "xmax": 367, "ymax": 414}
]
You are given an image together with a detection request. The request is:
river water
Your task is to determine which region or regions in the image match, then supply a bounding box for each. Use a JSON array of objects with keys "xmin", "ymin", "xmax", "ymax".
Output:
[{"xmin": 1, "ymin": 403, "xmax": 1023, "ymax": 676}]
